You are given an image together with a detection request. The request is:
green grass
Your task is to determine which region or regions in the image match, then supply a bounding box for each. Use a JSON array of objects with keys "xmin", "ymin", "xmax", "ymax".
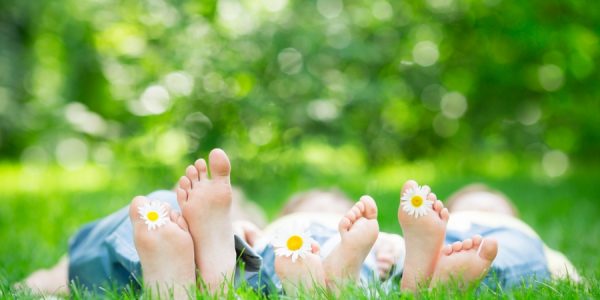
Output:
[{"xmin": 1, "ymin": 163, "xmax": 599, "ymax": 298}]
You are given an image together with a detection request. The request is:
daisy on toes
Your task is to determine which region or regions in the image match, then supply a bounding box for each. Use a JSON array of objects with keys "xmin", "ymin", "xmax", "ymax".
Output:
[
  {"xmin": 401, "ymin": 185, "xmax": 434, "ymax": 218},
  {"xmin": 397, "ymin": 180, "xmax": 449, "ymax": 293},
  {"xmin": 272, "ymin": 226, "xmax": 314, "ymax": 263},
  {"xmin": 273, "ymin": 226, "xmax": 326, "ymax": 296},
  {"xmin": 138, "ymin": 200, "xmax": 169, "ymax": 230},
  {"xmin": 129, "ymin": 196, "xmax": 195, "ymax": 300}
]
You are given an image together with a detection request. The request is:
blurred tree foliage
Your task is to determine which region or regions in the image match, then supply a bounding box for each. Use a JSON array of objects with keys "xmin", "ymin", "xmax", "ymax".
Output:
[{"xmin": 0, "ymin": 0, "xmax": 599, "ymax": 187}]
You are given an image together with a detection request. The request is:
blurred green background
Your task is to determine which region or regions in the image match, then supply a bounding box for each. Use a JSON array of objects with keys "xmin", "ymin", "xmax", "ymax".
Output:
[{"xmin": 1, "ymin": 0, "xmax": 599, "ymax": 287}]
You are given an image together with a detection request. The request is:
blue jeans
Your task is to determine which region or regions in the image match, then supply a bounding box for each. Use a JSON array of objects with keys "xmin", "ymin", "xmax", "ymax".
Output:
[
  {"xmin": 68, "ymin": 190, "xmax": 263, "ymax": 293},
  {"xmin": 69, "ymin": 190, "xmax": 550, "ymax": 293}
]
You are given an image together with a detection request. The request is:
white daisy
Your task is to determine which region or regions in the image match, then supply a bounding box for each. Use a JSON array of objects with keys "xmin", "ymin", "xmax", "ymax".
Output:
[
  {"xmin": 272, "ymin": 225, "xmax": 313, "ymax": 263},
  {"xmin": 401, "ymin": 185, "xmax": 434, "ymax": 218},
  {"xmin": 138, "ymin": 200, "xmax": 169, "ymax": 230}
]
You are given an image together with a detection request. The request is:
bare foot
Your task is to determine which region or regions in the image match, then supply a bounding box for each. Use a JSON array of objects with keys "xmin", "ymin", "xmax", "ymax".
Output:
[
  {"xmin": 431, "ymin": 235, "xmax": 498, "ymax": 288},
  {"xmin": 19, "ymin": 256, "xmax": 69, "ymax": 295},
  {"xmin": 130, "ymin": 196, "xmax": 195, "ymax": 299},
  {"xmin": 398, "ymin": 180, "xmax": 449, "ymax": 292},
  {"xmin": 373, "ymin": 232, "xmax": 405, "ymax": 280},
  {"xmin": 177, "ymin": 149, "xmax": 236, "ymax": 292},
  {"xmin": 323, "ymin": 195, "xmax": 379, "ymax": 289},
  {"xmin": 232, "ymin": 220, "xmax": 264, "ymax": 248},
  {"xmin": 275, "ymin": 243, "xmax": 326, "ymax": 297}
]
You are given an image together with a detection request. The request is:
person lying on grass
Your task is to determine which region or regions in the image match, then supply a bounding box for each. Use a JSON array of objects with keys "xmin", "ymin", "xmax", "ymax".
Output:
[{"xmin": 21, "ymin": 148, "xmax": 579, "ymax": 298}]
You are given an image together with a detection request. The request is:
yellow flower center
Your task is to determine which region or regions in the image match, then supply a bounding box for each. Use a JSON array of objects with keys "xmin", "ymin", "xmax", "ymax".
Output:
[
  {"xmin": 287, "ymin": 235, "xmax": 304, "ymax": 251},
  {"xmin": 147, "ymin": 211, "xmax": 159, "ymax": 222},
  {"xmin": 411, "ymin": 195, "xmax": 423, "ymax": 207}
]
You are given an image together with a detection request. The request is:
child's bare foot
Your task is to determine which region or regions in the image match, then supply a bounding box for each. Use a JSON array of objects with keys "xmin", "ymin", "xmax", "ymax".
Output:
[
  {"xmin": 373, "ymin": 232, "xmax": 405, "ymax": 280},
  {"xmin": 398, "ymin": 180, "xmax": 449, "ymax": 292},
  {"xmin": 431, "ymin": 235, "xmax": 498, "ymax": 288},
  {"xmin": 177, "ymin": 149, "xmax": 236, "ymax": 291},
  {"xmin": 275, "ymin": 243, "xmax": 326, "ymax": 296},
  {"xmin": 323, "ymin": 195, "xmax": 379, "ymax": 288},
  {"xmin": 130, "ymin": 196, "xmax": 195, "ymax": 299}
]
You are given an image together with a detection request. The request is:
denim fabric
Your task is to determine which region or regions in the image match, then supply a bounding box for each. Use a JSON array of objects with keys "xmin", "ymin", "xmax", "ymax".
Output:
[
  {"xmin": 255, "ymin": 222, "xmax": 381, "ymax": 293},
  {"xmin": 257, "ymin": 223, "xmax": 550, "ymax": 293},
  {"xmin": 68, "ymin": 190, "xmax": 262, "ymax": 293},
  {"xmin": 445, "ymin": 224, "xmax": 551, "ymax": 290}
]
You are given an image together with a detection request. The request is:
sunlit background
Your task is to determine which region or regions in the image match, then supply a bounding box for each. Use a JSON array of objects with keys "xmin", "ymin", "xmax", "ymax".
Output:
[{"xmin": 1, "ymin": 0, "xmax": 599, "ymax": 284}]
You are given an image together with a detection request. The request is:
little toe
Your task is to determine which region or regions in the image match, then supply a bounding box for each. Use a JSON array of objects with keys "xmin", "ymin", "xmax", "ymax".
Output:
[
  {"xmin": 208, "ymin": 148, "xmax": 231, "ymax": 181},
  {"xmin": 172, "ymin": 212, "xmax": 189, "ymax": 231},
  {"xmin": 195, "ymin": 159, "xmax": 208, "ymax": 180},
  {"xmin": 185, "ymin": 165, "xmax": 199, "ymax": 183},
  {"xmin": 176, "ymin": 188, "xmax": 187, "ymax": 207}
]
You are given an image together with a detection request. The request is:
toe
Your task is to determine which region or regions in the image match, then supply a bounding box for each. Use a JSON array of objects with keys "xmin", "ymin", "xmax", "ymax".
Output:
[
  {"xmin": 311, "ymin": 241, "xmax": 321, "ymax": 254},
  {"xmin": 452, "ymin": 241, "xmax": 463, "ymax": 252},
  {"xmin": 174, "ymin": 212, "xmax": 189, "ymax": 231},
  {"xmin": 208, "ymin": 148, "xmax": 231, "ymax": 181},
  {"xmin": 442, "ymin": 244, "xmax": 453, "ymax": 255},
  {"xmin": 338, "ymin": 216, "xmax": 352, "ymax": 233},
  {"xmin": 185, "ymin": 165, "xmax": 199, "ymax": 183},
  {"xmin": 431, "ymin": 195, "xmax": 441, "ymax": 211},
  {"xmin": 129, "ymin": 196, "xmax": 149, "ymax": 225},
  {"xmin": 440, "ymin": 208, "xmax": 450, "ymax": 222},
  {"xmin": 345, "ymin": 210, "xmax": 357, "ymax": 223},
  {"xmin": 195, "ymin": 159, "xmax": 208, "ymax": 180},
  {"xmin": 178, "ymin": 176, "xmax": 192, "ymax": 193},
  {"xmin": 477, "ymin": 238, "xmax": 498, "ymax": 261},
  {"xmin": 360, "ymin": 195, "xmax": 378, "ymax": 219},
  {"xmin": 355, "ymin": 201, "xmax": 365, "ymax": 213},
  {"xmin": 462, "ymin": 238, "xmax": 473, "ymax": 250},
  {"xmin": 351, "ymin": 206, "xmax": 361, "ymax": 219},
  {"xmin": 401, "ymin": 180, "xmax": 419, "ymax": 195},
  {"xmin": 472, "ymin": 235, "xmax": 483, "ymax": 247},
  {"xmin": 421, "ymin": 185, "xmax": 432, "ymax": 195},
  {"xmin": 176, "ymin": 188, "xmax": 187, "ymax": 207}
]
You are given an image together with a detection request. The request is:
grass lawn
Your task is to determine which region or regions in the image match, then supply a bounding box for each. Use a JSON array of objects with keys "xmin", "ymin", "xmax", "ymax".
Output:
[{"xmin": 1, "ymin": 163, "xmax": 599, "ymax": 298}]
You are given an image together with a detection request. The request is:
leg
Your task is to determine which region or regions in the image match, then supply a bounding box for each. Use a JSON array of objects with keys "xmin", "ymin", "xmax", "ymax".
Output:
[
  {"xmin": 431, "ymin": 235, "xmax": 498, "ymax": 288},
  {"xmin": 398, "ymin": 180, "xmax": 449, "ymax": 292},
  {"xmin": 130, "ymin": 196, "xmax": 195, "ymax": 299},
  {"xmin": 322, "ymin": 195, "xmax": 379, "ymax": 289},
  {"xmin": 19, "ymin": 256, "xmax": 69, "ymax": 295},
  {"xmin": 177, "ymin": 149, "xmax": 236, "ymax": 292}
]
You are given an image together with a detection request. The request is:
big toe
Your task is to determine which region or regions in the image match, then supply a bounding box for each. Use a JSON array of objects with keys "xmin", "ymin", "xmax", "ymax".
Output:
[
  {"xmin": 129, "ymin": 196, "xmax": 149, "ymax": 221},
  {"xmin": 208, "ymin": 148, "xmax": 231, "ymax": 180},
  {"xmin": 359, "ymin": 195, "xmax": 378, "ymax": 219},
  {"xmin": 478, "ymin": 238, "xmax": 498, "ymax": 262},
  {"xmin": 401, "ymin": 180, "xmax": 419, "ymax": 194}
]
